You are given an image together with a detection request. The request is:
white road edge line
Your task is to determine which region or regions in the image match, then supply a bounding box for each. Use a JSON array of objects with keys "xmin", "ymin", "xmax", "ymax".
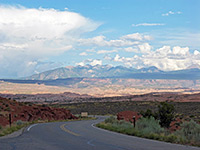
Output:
[
  {"xmin": 27, "ymin": 124, "xmax": 38, "ymax": 131},
  {"xmin": 91, "ymin": 123, "xmax": 129, "ymax": 137},
  {"xmin": 87, "ymin": 139, "xmax": 95, "ymax": 147}
]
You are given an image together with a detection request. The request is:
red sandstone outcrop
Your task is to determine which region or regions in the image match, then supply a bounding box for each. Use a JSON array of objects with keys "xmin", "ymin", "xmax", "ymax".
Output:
[
  {"xmin": 0, "ymin": 97, "xmax": 77, "ymax": 127},
  {"xmin": 117, "ymin": 111, "xmax": 141, "ymax": 123}
]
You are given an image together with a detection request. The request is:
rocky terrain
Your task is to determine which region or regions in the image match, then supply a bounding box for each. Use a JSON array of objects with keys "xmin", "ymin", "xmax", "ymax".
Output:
[
  {"xmin": 1, "ymin": 92, "xmax": 200, "ymax": 104},
  {"xmin": 0, "ymin": 97, "xmax": 77, "ymax": 127},
  {"xmin": 0, "ymin": 78, "xmax": 199, "ymax": 97},
  {"xmin": 0, "ymin": 92, "xmax": 92, "ymax": 103}
]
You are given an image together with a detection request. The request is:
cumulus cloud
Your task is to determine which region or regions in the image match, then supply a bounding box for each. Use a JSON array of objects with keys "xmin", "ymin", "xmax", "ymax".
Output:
[
  {"xmin": 132, "ymin": 23, "xmax": 165, "ymax": 27},
  {"xmin": 79, "ymin": 33, "xmax": 152, "ymax": 47},
  {"xmin": 111, "ymin": 46, "xmax": 200, "ymax": 71},
  {"xmin": 90, "ymin": 59, "xmax": 102, "ymax": 66},
  {"xmin": 124, "ymin": 43, "xmax": 152, "ymax": 53},
  {"xmin": 76, "ymin": 59, "xmax": 102, "ymax": 66},
  {"xmin": 162, "ymin": 11, "xmax": 182, "ymax": 16},
  {"xmin": 194, "ymin": 50, "xmax": 200, "ymax": 55},
  {"xmin": 0, "ymin": 5, "xmax": 100, "ymax": 77}
]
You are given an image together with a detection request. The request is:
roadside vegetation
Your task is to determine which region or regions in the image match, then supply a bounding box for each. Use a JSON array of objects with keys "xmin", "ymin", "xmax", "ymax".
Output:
[
  {"xmin": 96, "ymin": 102, "xmax": 200, "ymax": 147},
  {"xmin": 56, "ymin": 101, "xmax": 200, "ymax": 123},
  {"xmin": 0, "ymin": 120, "xmax": 31, "ymax": 136}
]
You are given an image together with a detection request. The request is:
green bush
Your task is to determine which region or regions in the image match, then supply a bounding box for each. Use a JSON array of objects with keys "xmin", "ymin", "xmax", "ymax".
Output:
[
  {"xmin": 158, "ymin": 102, "xmax": 175, "ymax": 128},
  {"xmin": 175, "ymin": 120, "xmax": 200, "ymax": 143},
  {"xmin": 96, "ymin": 116, "xmax": 200, "ymax": 146},
  {"xmin": 104, "ymin": 116, "xmax": 118, "ymax": 124},
  {"xmin": 16, "ymin": 120, "xmax": 24, "ymax": 126},
  {"xmin": 164, "ymin": 134, "xmax": 178, "ymax": 143},
  {"xmin": 136, "ymin": 117, "xmax": 164, "ymax": 135},
  {"xmin": 140, "ymin": 109, "xmax": 155, "ymax": 119}
]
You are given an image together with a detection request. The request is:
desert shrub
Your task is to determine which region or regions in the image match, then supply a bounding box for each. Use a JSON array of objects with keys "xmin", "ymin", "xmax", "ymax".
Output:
[
  {"xmin": 136, "ymin": 116, "xmax": 164, "ymax": 135},
  {"xmin": 164, "ymin": 134, "xmax": 178, "ymax": 143},
  {"xmin": 4, "ymin": 107, "xmax": 11, "ymax": 111},
  {"xmin": 175, "ymin": 120, "xmax": 200, "ymax": 143},
  {"xmin": 104, "ymin": 116, "xmax": 118, "ymax": 124},
  {"xmin": 42, "ymin": 104, "xmax": 46, "ymax": 107},
  {"xmin": 158, "ymin": 102, "xmax": 175, "ymax": 128},
  {"xmin": 96, "ymin": 121, "xmax": 138, "ymax": 136},
  {"xmin": 140, "ymin": 109, "xmax": 155, "ymax": 119},
  {"xmin": 16, "ymin": 120, "xmax": 24, "ymax": 126}
]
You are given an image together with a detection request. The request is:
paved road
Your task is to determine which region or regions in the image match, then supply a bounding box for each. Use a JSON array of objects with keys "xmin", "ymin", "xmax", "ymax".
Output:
[{"xmin": 0, "ymin": 116, "xmax": 199, "ymax": 150}]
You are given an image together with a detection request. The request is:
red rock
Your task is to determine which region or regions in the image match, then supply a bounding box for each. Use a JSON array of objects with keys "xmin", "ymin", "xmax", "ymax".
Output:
[
  {"xmin": 117, "ymin": 111, "xmax": 141, "ymax": 123},
  {"xmin": 0, "ymin": 97, "xmax": 78, "ymax": 127},
  {"xmin": 169, "ymin": 118, "xmax": 182, "ymax": 132}
]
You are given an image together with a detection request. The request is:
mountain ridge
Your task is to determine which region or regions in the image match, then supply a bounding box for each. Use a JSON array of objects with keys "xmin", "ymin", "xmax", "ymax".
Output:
[{"xmin": 24, "ymin": 65, "xmax": 200, "ymax": 80}]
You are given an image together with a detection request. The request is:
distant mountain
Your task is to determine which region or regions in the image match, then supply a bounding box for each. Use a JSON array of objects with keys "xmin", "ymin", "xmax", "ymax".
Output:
[
  {"xmin": 24, "ymin": 65, "xmax": 200, "ymax": 80},
  {"xmin": 187, "ymin": 64, "xmax": 200, "ymax": 69},
  {"xmin": 25, "ymin": 65, "xmax": 135, "ymax": 80},
  {"xmin": 138, "ymin": 66, "xmax": 163, "ymax": 73}
]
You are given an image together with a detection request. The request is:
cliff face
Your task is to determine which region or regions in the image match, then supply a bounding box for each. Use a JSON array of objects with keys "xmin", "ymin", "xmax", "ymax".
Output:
[{"xmin": 0, "ymin": 97, "xmax": 77, "ymax": 127}]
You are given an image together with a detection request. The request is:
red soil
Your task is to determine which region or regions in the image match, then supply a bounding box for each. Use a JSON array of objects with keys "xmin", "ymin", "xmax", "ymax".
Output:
[
  {"xmin": 169, "ymin": 118, "xmax": 183, "ymax": 132},
  {"xmin": 0, "ymin": 97, "xmax": 77, "ymax": 127},
  {"xmin": 117, "ymin": 111, "xmax": 142, "ymax": 123}
]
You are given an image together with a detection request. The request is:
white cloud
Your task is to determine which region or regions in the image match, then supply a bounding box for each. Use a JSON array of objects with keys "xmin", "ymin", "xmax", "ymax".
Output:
[
  {"xmin": 172, "ymin": 46, "xmax": 189, "ymax": 55},
  {"xmin": 76, "ymin": 59, "xmax": 102, "ymax": 66},
  {"xmin": 76, "ymin": 62, "xmax": 85, "ymax": 66},
  {"xmin": 124, "ymin": 47, "xmax": 139, "ymax": 53},
  {"xmin": 104, "ymin": 55, "xmax": 112, "ymax": 60},
  {"xmin": 114, "ymin": 54, "xmax": 123, "ymax": 62},
  {"xmin": 120, "ymin": 33, "xmax": 152, "ymax": 41},
  {"xmin": 0, "ymin": 5, "xmax": 100, "ymax": 77},
  {"xmin": 194, "ymin": 50, "xmax": 200, "ymax": 55},
  {"xmin": 79, "ymin": 52, "xmax": 88, "ymax": 56},
  {"xmin": 124, "ymin": 43, "xmax": 152, "ymax": 53},
  {"xmin": 90, "ymin": 59, "xmax": 102, "ymax": 66},
  {"xmin": 111, "ymin": 46, "xmax": 200, "ymax": 71},
  {"xmin": 132, "ymin": 23, "xmax": 165, "ymax": 27},
  {"xmin": 138, "ymin": 43, "xmax": 152, "ymax": 53},
  {"xmin": 79, "ymin": 33, "xmax": 152, "ymax": 48},
  {"xmin": 162, "ymin": 11, "xmax": 182, "ymax": 16},
  {"xmin": 97, "ymin": 49, "xmax": 118, "ymax": 54}
]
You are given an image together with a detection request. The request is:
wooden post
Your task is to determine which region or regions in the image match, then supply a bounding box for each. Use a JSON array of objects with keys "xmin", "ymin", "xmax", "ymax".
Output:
[
  {"xmin": 9, "ymin": 113, "xmax": 12, "ymax": 127},
  {"xmin": 133, "ymin": 116, "xmax": 136, "ymax": 128}
]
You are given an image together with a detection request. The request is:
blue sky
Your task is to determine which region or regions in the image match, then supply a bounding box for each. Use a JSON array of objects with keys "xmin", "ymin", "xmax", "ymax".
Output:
[{"xmin": 0, "ymin": 0, "xmax": 199, "ymax": 78}]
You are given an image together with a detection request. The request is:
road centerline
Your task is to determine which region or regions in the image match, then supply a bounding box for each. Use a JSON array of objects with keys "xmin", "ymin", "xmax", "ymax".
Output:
[{"xmin": 60, "ymin": 123, "xmax": 80, "ymax": 137}]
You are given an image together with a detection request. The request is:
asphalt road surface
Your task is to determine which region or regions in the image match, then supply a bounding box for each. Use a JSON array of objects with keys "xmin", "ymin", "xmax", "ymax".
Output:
[{"xmin": 0, "ymin": 116, "xmax": 199, "ymax": 150}]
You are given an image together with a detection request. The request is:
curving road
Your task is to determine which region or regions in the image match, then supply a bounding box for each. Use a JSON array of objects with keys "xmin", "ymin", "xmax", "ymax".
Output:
[{"xmin": 0, "ymin": 116, "xmax": 199, "ymax": 150}]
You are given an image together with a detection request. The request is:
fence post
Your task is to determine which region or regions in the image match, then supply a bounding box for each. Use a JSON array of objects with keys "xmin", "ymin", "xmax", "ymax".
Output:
[
  {"xmin": 9, "ymin": 113, "xmax": 12, "ymax": 127},
  {"xmin": 133, "ymin": 116, "xmax": 136, "ymax": 128}
]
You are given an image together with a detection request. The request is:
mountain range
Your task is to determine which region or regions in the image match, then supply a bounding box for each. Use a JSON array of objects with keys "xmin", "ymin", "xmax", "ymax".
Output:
[
  {"xmin": 0, "ymin": 65, "xmax": 200, "ymax": 96},
  {"xmin": 24, "ymin": 65, "xmax": 200, "ymax": 80}
]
